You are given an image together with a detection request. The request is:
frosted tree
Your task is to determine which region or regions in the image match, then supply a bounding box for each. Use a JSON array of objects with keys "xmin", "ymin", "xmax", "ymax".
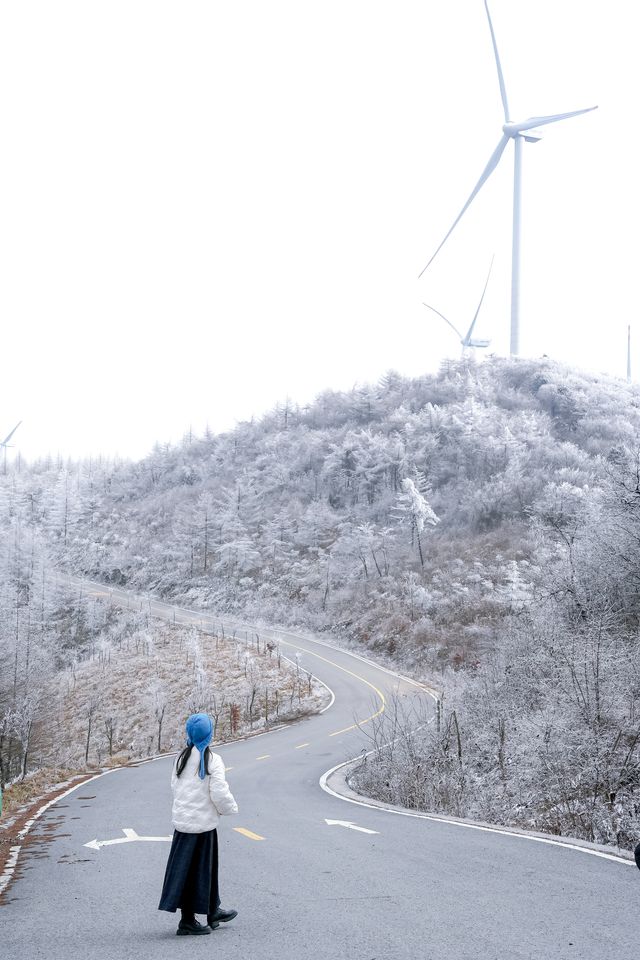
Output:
[
  {"xmin": 151, "ymin": 680, "xmax": 169, "ymax": 753},
  {"xmin": 83, "ymin": 692, "xmax": 102, "ymax": 764},
  {"xmin": 0, "ymin": 709, "xmax": 16, "ymax": 787},
  {"xmin": 196, "ymin": 491, "xmax": 216, "ymax": 575},
  {"xmin": 46, "ymin": 468, "xmax": 80, "ymax": 561},
  {"xmin": 213, "ymin": 478, "xmax": 261, "ymax": 580},
  {"xmin": 172, "ymin": 500, "xmax": 201, "ymax": 579},
  {"xmin": 498, "ymin": 559, "xmax": 532, "ymax": 612},
  {"xmin": 395, "ymin": 478, "xmax": 440, "ymax": 567},
  {"xmin": 16, "ymin": 693, "xmax": 37, "ymax": 779}
]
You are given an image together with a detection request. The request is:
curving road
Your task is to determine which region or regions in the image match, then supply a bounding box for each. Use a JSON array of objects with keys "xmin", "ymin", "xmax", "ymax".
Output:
[{"xmin": 1, "ymin": 578, "xmax": 637, "ymax": 960}]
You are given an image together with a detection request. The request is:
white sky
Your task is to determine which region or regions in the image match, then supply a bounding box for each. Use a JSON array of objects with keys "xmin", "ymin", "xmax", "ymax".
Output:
[{"xmin": 0, "ymin": 1, "xmax": 636, "ymax": 462}]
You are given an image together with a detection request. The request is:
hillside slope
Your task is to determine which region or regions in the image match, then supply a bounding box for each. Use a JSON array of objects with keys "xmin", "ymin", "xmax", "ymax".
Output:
[{"xmin": 37, "ymin": 354, "xmax": 640, "ymax": 671}]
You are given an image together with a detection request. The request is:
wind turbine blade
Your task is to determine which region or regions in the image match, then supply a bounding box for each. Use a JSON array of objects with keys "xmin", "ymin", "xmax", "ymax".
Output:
[
  {"xmin": 464, "ymin": 255, "xmax": 494, "ymax": 342},
  {"xmin": 484, "ymin": 1, "xmax": 509, "ymax": 122},
  {"xmin": 422, "ymin": 303, "xmax": 464, "ymax": 342},
  {"xmin": 1, "ymin": 421, "xmax": 22, "ymax": 446},
  {"xmin": 418, "ymin": 134, "xmax": 509, "ymax": 279},
  {"xmin": 513, "ymin": 106, "xmax": 598, "ymax": 133}
]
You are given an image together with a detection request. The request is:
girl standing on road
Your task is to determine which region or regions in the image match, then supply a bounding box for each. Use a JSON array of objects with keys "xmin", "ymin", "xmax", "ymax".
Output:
[{"xmin": 159, "ymin": 713, "xmax": 238, "ymax": 936}]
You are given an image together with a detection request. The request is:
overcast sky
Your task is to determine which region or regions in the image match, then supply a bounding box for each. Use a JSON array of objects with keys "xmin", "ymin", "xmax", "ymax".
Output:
[{"xmin": 0, "ymin": 1, "xmax": 635, "ymax": 462}]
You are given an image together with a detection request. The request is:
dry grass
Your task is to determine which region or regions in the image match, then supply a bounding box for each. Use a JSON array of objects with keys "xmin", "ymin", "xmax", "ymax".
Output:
[
  {"xmin": 28, "ymin": 615, "xmax": 329, "ymax": 771},
  {"xmin": 1, "ymin": 767, "xmax": 84, "ymax": 820}
]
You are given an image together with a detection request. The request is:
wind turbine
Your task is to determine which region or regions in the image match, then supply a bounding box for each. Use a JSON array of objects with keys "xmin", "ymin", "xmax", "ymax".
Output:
[
  {"xmin": 1, "ymin": 421, "xmax": 21, "ymax": 449},
  {"xmin": 419, "ymin": 0, "xmax": 597, "ymax": 357},
  {"xmin": 423, "ymin": 256, "xmax": 494, "ymax": 357},
  {"xmin": 1, "ymin": 421, "xmax": 22, "ymax": 472}
]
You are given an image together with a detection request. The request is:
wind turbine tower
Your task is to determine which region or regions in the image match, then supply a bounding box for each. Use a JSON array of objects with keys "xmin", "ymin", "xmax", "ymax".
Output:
[
  {"xmin": 419, "ymin": 1, "xmax": 597, "ymax": 357},
  {"xmin": 628, "ymin": 325, "xmax": 632, "ymax": 383}
]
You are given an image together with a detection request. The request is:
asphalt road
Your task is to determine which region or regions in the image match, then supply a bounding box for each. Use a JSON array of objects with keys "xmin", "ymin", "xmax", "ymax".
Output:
[{"xmin": 1, "ymin": 579, "xmax": 638, "ymax": 960}]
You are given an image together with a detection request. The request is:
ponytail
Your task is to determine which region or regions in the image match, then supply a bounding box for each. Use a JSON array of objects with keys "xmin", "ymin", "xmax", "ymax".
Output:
[
  {"xmin": 175, "ymin": 743, "xmax": 211, "ymax": 778},
  {"xmin": 176, "ymin": 744, "xmax": 192, "ymax": 777}
]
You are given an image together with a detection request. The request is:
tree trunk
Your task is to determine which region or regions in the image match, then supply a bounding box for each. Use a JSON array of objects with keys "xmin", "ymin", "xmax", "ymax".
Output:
[
  {"xmin": 21, "ymin": 722, "xmax": 32, "ymax": 780},
  {"xmin": 85, "ymin": 712, "xmax": 93, "ymax": 764}
]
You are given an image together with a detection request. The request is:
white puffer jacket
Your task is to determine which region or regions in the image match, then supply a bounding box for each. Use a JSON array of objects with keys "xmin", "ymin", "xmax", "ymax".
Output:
[{"xmin": 171, "ymin": 746, "xmax": 238, "ymax": 833}]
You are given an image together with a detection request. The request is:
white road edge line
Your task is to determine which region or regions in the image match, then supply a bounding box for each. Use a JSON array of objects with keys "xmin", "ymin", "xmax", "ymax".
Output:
[
  {"xmin": 319, "ymin": 755, "xmax": 634, "ymax": 867},
  {"xmin": 280, "ymin": 651, "xmax": 336, "ymax": 714},
  {"xmin": 0, "ymin": 769, "xmax": 118, "ymax": 897}
]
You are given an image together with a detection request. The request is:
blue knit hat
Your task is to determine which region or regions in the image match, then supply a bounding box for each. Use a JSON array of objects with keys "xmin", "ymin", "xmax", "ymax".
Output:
[{"xmin": 186, "ymin": 713, "xmax": 214, "ymax": 780}]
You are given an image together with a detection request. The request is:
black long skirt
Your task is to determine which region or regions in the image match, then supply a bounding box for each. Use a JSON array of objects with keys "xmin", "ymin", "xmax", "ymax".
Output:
[{"xmin": 158, "ymin": 828, "xmax": 221, "ymax": 915}]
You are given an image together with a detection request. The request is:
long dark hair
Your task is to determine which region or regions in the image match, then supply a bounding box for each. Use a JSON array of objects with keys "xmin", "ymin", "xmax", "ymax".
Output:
[{"xmin": 176, "ymin": 744, "xmax": 211, "ymax": 777}]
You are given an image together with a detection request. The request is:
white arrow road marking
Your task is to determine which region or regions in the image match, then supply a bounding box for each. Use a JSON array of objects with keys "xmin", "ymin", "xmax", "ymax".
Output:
[
  {"xmin": 325, "ymin": 819, "xmax": 379, "ymax": 835},
  {"xmin": 84, "ymin": 828, "xmax": 172, "ymax": 850}
]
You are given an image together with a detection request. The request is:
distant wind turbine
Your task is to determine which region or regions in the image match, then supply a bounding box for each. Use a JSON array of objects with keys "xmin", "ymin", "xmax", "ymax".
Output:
[
  {"xmin": 1, "ymin": 421, "xmax": 22, "ymax": 473},
  {"xmin": 627, "ymin": 325, "xmax": 632, "ymax": 383},
  {"xmin": 423, "ymin": 257, "xmax": 494, "ymax": 357},
  {"xmin": 419, "ymin": 0, "xmax": 597, "ymax": 357},
  {"xmin": 1, "ymin": 421, "xmax": 21, "ymax": 448}
]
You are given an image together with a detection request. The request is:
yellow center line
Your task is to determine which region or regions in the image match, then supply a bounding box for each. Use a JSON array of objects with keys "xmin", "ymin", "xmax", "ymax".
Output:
[
  {"xmin": 277, "ymin": 639, "xmax": 386, "ymax": 736},
  {"xmin": 234, "ymin": 827, "xmax": 265, "ymax": 841},
  {"xmin": 256, "ymin": 754, "xmax": 270, "ymax": 760},
  {"xmin": 295, "ymin": 743, "xmax": 310, "ymax": 749}
]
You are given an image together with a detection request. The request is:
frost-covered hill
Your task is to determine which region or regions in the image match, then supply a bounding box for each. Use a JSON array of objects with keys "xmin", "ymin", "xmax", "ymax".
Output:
[
  {"xmin": 35, "ymin": 354, "xmax": 640, "ymax": 670},
  {"xmin": 4, "ymin": 354, "xmax": 640, "ymax": 845}
]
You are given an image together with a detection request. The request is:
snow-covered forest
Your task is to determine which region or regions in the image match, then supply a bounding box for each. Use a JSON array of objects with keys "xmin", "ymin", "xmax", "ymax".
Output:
[{"xmin": 2, "ymin": 354, "xmax": 640, "ymax": 844}]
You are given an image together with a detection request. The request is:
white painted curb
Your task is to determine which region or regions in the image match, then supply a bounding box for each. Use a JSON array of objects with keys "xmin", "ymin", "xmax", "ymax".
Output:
[
  {"xmin": 0, "ymin": 769, "xmax": 119, "ymax": 898},
  {"xmin": 319, "ymin": 753, "xmax": 636, "ymax": 867}
]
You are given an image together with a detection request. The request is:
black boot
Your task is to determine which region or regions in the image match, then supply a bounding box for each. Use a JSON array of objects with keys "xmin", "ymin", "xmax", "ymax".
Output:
[
  {"xmin": 207, "ymin": 906, "xmax": 238, "ymax": 925},
  {"xmin": 177, "ymin": 911, "xmax": 212, "ymax": 936}
]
